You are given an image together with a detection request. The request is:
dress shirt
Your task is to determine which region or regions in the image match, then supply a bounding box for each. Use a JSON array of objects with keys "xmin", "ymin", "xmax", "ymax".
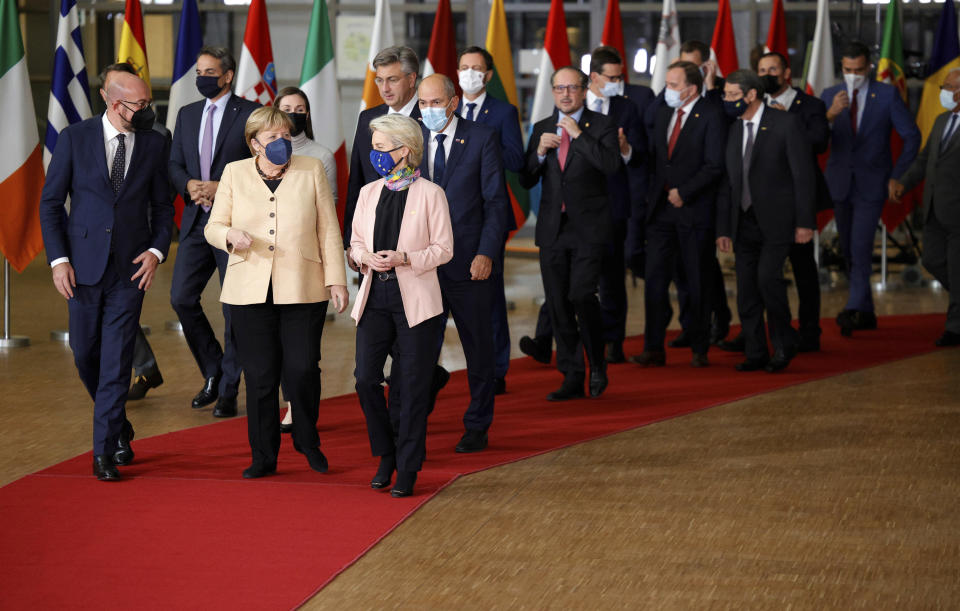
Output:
[
  {"xmin": 666, "ymin": 96, "xmax": 698, "ymax": 146},
  {"xmin": 538, "ymin": 106, "xmax": 585, "ymax": 164},
  {"xmin": 389, "ymin": 94, "xmax": 419, "ymax": 117},
  {"xmin": 942, "ymin": 112, "xmax": 960, "ymax": 149},
  {"xmin": 741, "ymin": 103, "xmax": 765, "ymax": 155},
  {"xmin": 197, "ymin": 92, "xmax": 231, "ymax": 157},
  {"xmin": 462, "ymin": 91, "xmax": 486, "ymax": 119},
  {"xmin": 428, "ymin": 114, "xmax": 458, "ymax": 179},
  {"xmin": 767, "ymin": 86, "xmax": 798, "ymax": 110},
  {"xmin": 845, "ymin": 82, "xmax": 868, "ymax": 129},
  {"xmin": 586, "ymin": 89, "xmax": 632, "ymax": 163}
]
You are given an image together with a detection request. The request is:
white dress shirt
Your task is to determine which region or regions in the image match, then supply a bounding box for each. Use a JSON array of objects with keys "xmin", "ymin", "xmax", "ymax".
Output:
[
  {"xmin": 197, "ymin": 92, "xmax": 231, "ymax": 156},
  {"xmin": 666, "ymin": 95, "xmax": 698, "ymax": 146},
  {"xmin": 766, "ymin": 85, "xmax": 798, "ymax": 110},
  {"xmin": 427, "ymin": 114, "xmax": 458, "ymax": 179},
  {"xmin": 845, "ymin": 82, "xmax": 868, "ymax": 129},
  {"xmin": 741, "ymin": 103, "xmax": 765, "ymax": 155},
  {"xmin": 389, "ymin": 94, "xmax": 420, "ymax": 117},
  {"xmin": 461, "ymin": 91, "xmax": 486, "ymax": 119}
]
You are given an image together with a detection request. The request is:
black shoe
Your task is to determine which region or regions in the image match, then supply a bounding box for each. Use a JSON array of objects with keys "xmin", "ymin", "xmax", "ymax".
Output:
[
  {"xmin": 691, "ymin": 352, "xmax": 709, "ymax": 368},
  {"xmin": 835, "ymin": 309, "xmax": 854, "ymax": 325},
  {"xmin": 128, "ymin": 369, "xmax": 163, "ymax": 401},
  {"xmin": 242, "ymin": 463, "xmax": 277, "ymax": 479},
  {"xmin": 628, "ymin": 350, "xmax": 666, "ymax": 367},
  {"xmin": 303, "ymin": 448, "xmax": 329, "ymax": 473},
  {"xmin": 191, "ymin": 375, "xmax": 220, "ymax": 408},
  {"xmin": 112, "ymin": 421, "xmax": 135, "ymax": 466},
  {"xmin": 604, "ymin": 342, "xmax": 626, "ymax": 364},
  {"xmin": 391, "ymin": 470, "xmax": 417, "ymax": 497},
  {"xmin": 935, "ymin": 330, "xmax": 960, "ymax": 347},
  {"xmin": 519, "ymin": 335, "xmax": 551, "ymax": 364},
  {"xmin": 371, "ymin": 455, "xmax": 396, "ymax": 489},
  {"xmin": 212, "ymin": 396, "xmax": 238, "ymax": 418},
  {"xmin": 494, "ymin": 377, "xmax": 506, "ymax": 395},
  {"xmin": 93, "ymin": 454, "xmax": 121, "ymax": 481},
  {"xmin": 668, "ymin": 330, "xmax": 691, "ymax": 348},
  {"xmin": 719, "ymin": 333, "xmax": 746, "ymax": 353},
  {"xmin": 547, "ymin": 376, "xmax": 585, "ymax": 401},
  {"xmin": 589, "ymin": 364, "xmax": 608, "ymax": 398},
  {"xmin": 735, "ymin": 357, "xmax": 769, "ymax": 372},
  {"xmin": 456, "ymin": 429, "xmax": 488, "ymax": 453},
  {"xmin": 279, "ymin": 422, "xmax": 293, "ymax": 434},
  {"xmin": 837, "ymin": 310, "xmax": 877, "ymax": 331},
  {"xmin": 798, "ymin": 336, "xmax": 821, "ymax": 353},
  {"xmin": 765, "ymin": 347, "xmax": 797, "ymax": 373},
  {"xmin": 710, "ymin": 320, "xmax": 731, "ymax": 345}
]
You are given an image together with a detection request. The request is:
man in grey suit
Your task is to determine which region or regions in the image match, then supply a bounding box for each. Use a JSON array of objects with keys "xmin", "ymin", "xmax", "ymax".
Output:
[{"xmin": 891, "ymin": 68, "xmax": 960, "ymax": 346}]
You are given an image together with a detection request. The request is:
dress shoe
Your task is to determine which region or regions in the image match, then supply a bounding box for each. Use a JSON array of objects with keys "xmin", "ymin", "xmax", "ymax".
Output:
[
  {"xmin": 837, "ymin": 310, "xmax": 877, "ymax": 331},
  {"xmin": 371, "ymin": 455, "xmax": 397, "ymax": 489},
  {"xmin": 798, "ymin": 336, "xmax": 821, "ymax": 353},
  {"xmin": 765, "ymin": 347, "xmax": 797, "ymax": 373},
  {"xmin": 668, "ymin": 330, "xmax": 691, "ymax": 348},
  {"xmin": 710, "ymin": 320, "xmax": 731, "ymax": 346},
  {"xmin": 390, "ymin": 470, "xmax": 417, "ymax": 497},
  {"xmin": 112, "ymin": 421, "xmax": 135, "ymax": 466},
  {"xmin": 735, "ymin": 358, "xmax": 769, "ymax": 372},
  {"xmin": 191, "ymin": 375, "xmax": 220, "ymax": 408},
  {"xmin": 719, "ymin": 333, "xmax": 746, "ymax": 353},
  {"xmin": 128, "ymin": 368, "xmax": 163, "ymax": 401},
  {"xmin": 456, "ymin": 429, "xmax": 488, "ymax": 453},
  {"xmin": 691, "ymin": 353, "xmax": 709, "ymax": 368},
  {"xmin": 242, "ymin": 463, "xmax": 277, "ymax": 479},
  {"xmin": 212, "ymin": 396, "xmax": 238, "ymax": 418},
  {"xmin": 604, "ymin": 342, "xmax": 626, "ymax": 364},
  {"xmin": 280, "ymin": 422, "xmax": 293, "ymax": 434},
  {"xmin": 519, "ymin": 335, "xmax": 552, "ymax": 364},
  {"xmin": 303, "ymin": 448, "xmax": 329, "ymax": 473},
  {"xmin": 494, "ymin": 377, "xmax": 506, "ymax": 395},
  {"xmin": 935, "ymin": 330, "xmax": 960, "ymax": 347},
  {"xmin": 628, "ymin": 350, "xmax": 666, "ymax": 367},
  {"xmin": 589, "ymin": 364, "xmax": 608, "ymax": 398},
  {"xmin": 546, "ymin": 376, "xmax": 585, "ymax": 402},
  {"xmin": 93, "ymin": 454, "xmax": 121, "ymax": 481}
]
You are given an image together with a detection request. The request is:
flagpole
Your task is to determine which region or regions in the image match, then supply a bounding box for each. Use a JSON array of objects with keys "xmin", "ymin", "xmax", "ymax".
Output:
[{"xmin": 0, "ymin": 258, "xmax": 30, "ymax": 348}]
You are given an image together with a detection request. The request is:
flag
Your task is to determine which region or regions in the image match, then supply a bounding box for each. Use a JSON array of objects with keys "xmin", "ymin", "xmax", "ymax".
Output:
[
  {"xmin": 117, "ymin": 0, "xmax": 150, "ymax": 95},
  {"xmin": 710, "ymin": 0, "xmax": 738, "ymax": 77},
  {"xmin": 916, "ymin": 0, "xmax": 960, "ymax": 148},
  {"xmin": 235, "ymin": 0, "xmax": 276, "ymax": 105},
  {"xmin": 0, "ymin": 0, "xmax": 45, "ymax": 271},
  {"xmin": 485, "ymin": 0, "xmax": 529, "ymax": 230},
  {"xmin": 422, "ymin": 0, "xmax": 457, "ymax": 90},
  {"xmin": 300, "ymin": 0, "xmax": 348, "ymax": 228},
  {"xmin": 651, "ymin": 0, "xmax": 680, "ymax": 95},
  {"xmin": 360, "ymin": 0, "xmax": 394, "ymax": 112},
  {"xmin": 529, "ymin": 0, "xmax": 571, "ymax": 124},
  {"xmin": 44, "ymin": 0, "xmax": 91, "ymax": 171},
  {"xmin": 166, "ymin": 0, "xmax": 202, "ymax": 229},
  {"xmin": 764, "ymin": 0, "xmax": 788, "ymax": 57},
  {"xmin": 802, "ymin": 0, "xmax": 833, "ymax": 97},
  {"xmin": 601, "ymin": 0, "xmax": 626, "ymax": 81}
]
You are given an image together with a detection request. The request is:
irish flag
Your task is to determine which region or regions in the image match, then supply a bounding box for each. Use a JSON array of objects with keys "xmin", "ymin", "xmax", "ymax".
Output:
[
  {"xmin": 529, "ymin": 0, "xmax": 570, "ymax": 124},
  {"xmin": 235, "ymin": 0, "xmax": 276, "ymax": 106},
  {"xmin": 117, "ymin": 0, "xmax": 150, "ymax": 94},
  {"xmin": 360, "ymin": 0, "xmax": 393, "ymax": 112},
  {"xmin": 0, "ymin": 0, "xmax": 45, "ymax": 272},
  {"xmin": 300, "ymin": 0, "xmax": 348, "ymax": 226}
]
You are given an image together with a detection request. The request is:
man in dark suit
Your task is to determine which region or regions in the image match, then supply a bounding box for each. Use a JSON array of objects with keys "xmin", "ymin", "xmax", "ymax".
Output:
[
  {"xmin": 891, "ymin": 67, "xmax": 960, "ymax": 347},
  {"xmin": 168, "ymin": 46, "xmax": 260, "ymax": 417},
  {"xmin": 456, "ymin": 46, "xmax": 523, "ymax": 394},
  {"xmin": 418, "ymin": 74, "xmax": 508, "ymax": 452},
  {"xmin": 821, "ymin": 41, "xmax": 920, "ymax": 334},
  {"xmin": 716, "ymin": 70, "xmax": 816, "ymax": 373},
  {"xmin": 520, "ymin": 67, "xmax": 621, "ymax": 400},
  {"xmin": 40, "ymin": 71, "xmax": 173, "ymax": 481},
  {"xmin": 632, "ymin": 61, "xmax": 725, "ymax": 369}
]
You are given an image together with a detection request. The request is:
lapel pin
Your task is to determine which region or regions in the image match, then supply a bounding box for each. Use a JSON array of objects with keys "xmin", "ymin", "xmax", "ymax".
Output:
[
  {"xmin": 871, "ymin": 93, "xmax": 876, "ymax": 98},
  {"xmin": 585, "ymin": 122, "xmax": 590, "ymax": 128},
  {"xmin": 694, "ymin": 113, "xmax": 700, "ymax": 118},
  {"xmin": 761, "ymin": 126, "xmax": 768, "ymax": 131},
  {"xmin": 483, "ymin": 109, "xmax": 489, "ymax": 114}
]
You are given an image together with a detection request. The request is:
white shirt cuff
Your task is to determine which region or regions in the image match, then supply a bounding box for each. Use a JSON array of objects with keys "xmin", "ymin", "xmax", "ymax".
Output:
[
  {"xmin": 148, "ymin": 248, "xmax": 164, "ymax": 263},
  {"xmin": 621, "ymin": 146, "xmax": 633, "ymax": 164},
  {"xmin": 537, "ymin": 154, "xmax": 547, "ymax": 164},
  {"xmin": 50, "ymin": 257, "xmax": 69, "ymax": 268}
]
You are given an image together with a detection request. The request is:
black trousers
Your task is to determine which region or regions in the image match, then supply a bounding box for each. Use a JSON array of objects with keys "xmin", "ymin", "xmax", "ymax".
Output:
[
  {"xmin": 922, "ymin": 208, "xmax": 960, "ymax": 334},
  {"xmin": 490, "ymin": 234, "xmax": 512, "ymax": 379},
  {"xmin": 231, "ymin": 293, "xmax": 328, "ymax": 468},
  {"xmin": 675, "ymin": 253, "xmax": 732, "ymax": 333},
  {"xmin": 355, "ymin": 278, "xmax": 444, "ymax": 473},
  {"xmin": 539, "ymin": 219, "xmax": 605, "ymax": 377},
  {"xmin": 734, "ymin": 209, "xmax": 799, "ymax": 360},
  {"xmin": 132, "ymin": 326, "xmax": 158, "ymax": 376},
  {"xmin": 599, "ymin": 222, "xmax": 629, "ymax": 344},
  {"xmin": 788, "ymin": 240, "xmax": 822, "ymax": 340}
]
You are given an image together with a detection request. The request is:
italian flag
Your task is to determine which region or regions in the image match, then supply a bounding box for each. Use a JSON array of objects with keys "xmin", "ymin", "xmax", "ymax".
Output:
[
  {"xmin": 300, "ymin": 0, "xmax": 348, "ymax": 227},
  {"xmin": 0, "ymin": 0, "xmax": 45, "ymax": 272}
]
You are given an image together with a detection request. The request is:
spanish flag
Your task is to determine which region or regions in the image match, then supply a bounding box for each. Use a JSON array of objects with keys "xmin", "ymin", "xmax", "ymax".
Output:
[
  {"xmin": 117, "ymin": 0, "xmax": 150, "ymax": 95},
  {"xmin": 916, "ymin": 0, "xmax": 960, "ymax": 148}
]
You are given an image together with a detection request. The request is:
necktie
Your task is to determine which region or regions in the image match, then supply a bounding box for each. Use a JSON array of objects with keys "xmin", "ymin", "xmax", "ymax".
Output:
[
  {"xmin": 110, "ymin": 133, "xmax": 126, "ymax": 195},
  {"xmin": 741, "ymin": 122, "xmax": 755, "ymax": 212},
  {"xmin": 593, "ymin": 98, "xmax": 604, "ymax": 114},
  {"xmin": 465, "ymin": 103, "xmax": 476, "ymax": 121},
  {"xmin": 850, "ymin": 89, "xmax": 859, "ymax": 137},
  {"xmin": 558, "ymin": 128, "xmax": 571, "ymax": 213},
  {"xmin": 667, "ymin": 109, "xmax": 684, "ymax": 159},
  {"xmin": 433, "ymin": 134, "xmax": 447, "ymax": 184},
  {"xmin": 200, "ymin": 104, "xmax": 216, "ymax": 211},
  {"xmin": 940, "ymin": 114, "xmax": 959, "ymax": 154}
]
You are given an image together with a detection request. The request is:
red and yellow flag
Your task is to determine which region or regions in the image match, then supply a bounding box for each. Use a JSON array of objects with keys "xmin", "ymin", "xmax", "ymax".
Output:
[{"xmin": 117, "ymin": 0, "xmax": 150, "ymax": 94}]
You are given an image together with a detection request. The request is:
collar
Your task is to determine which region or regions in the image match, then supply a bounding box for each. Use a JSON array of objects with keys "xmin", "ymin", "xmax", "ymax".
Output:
[
  {"xmin": 203, "ymin": 92, "xmax": 231, "ymax": 115},
  {"xmin": 101, "ymin": 112, "xmax": 129, "ymax": 140},
  {"xmin": 390, "ymin": 94, "xmax": 419, "ymax": 117},
  {"xmin": 462, "ymin": 91, "xmax": 486, "ymax": 113},
  {"xmin": 742, "ymin": 103, "xmax": 765, "ymax": 130},
  {"xmin": 678, "ymin": 95, "xmax": 698, "ymax": 115},
  {"xmin": 558, "ymin": 106, "xmax": 585, "ymax": 124},
  {"xmin": 768, "ymin": 86, "xmax": 798, "ymax": 109},
  {"xmin": 586, "ymin": 89, "xmax": 606, "ymax": 110},
  {"xmin": 431, "ymin": 114, "xmax": 459, "ymax": 140}
]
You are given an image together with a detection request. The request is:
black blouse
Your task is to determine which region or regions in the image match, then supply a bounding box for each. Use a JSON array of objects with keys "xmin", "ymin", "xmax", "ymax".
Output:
[
  {"xmin": 372, "ymin": 187, "xmax": 408, "ymax": 254},
  {"xmin": 262, "ymin": 178, "xmax": 282, "ymax": 193}
]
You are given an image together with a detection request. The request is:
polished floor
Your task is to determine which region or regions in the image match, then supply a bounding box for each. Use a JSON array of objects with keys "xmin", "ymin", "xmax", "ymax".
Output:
[{"xmin": 1, "ymin": 240, "xmax": 957, "ymax": 608}]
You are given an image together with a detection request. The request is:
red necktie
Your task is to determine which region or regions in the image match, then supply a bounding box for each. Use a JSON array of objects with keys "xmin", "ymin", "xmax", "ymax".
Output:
[
  {"xmin": 850, "ymin": 89, "xmax": 859, "ymax": 137},
  {"xmin": 558, "ymin": 128, "xmax": 571, "ymax": 212},
  {"xmin": 667, "ymin": 108, "xmax": 684, "ymax": 159}
]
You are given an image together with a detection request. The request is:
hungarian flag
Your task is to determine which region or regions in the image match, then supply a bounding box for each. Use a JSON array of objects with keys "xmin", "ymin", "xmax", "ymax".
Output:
[
  {"xmin": 529, "ymin": 0, "xmax": 571, "ymax": 124},
  {"xmin": 486, "ymin": 0, "xmax": 529, "ymax": 231},
  {"xmin": 802, "ymin": 0, "xmax": 833, "ymax": 97},
  {"xmin": 300, "ymin": 0, "xmax": 348, "ymax": 228},
  {"xmin": 764, "ymin": 0, "xmax": 788, "ymax": 57},
  {"xmin": 0, "ymin": 0, "xmax": 45, "ymax": 271},
  {"xmin": 916, "ymin": 0, "xmax": 960, "ymax": 148},
  {"xmin": 422, "ymin": 0, "xmax": 458, "ymax": 92},
  {"xmin": 710, "ymin": 0, "xmax": 738, "ymax": 77},
  {"xmin": 360, "ymin": 0, "xmax": 394, "ymax": 112},
  {"xmin": 117, "ymin": 0, "xmax": 150, "ymax": 94},
  {"xmin": 651, "ymin": 0, "xmax": 680, "ymax": 94},
  {"xmin": 601, "ymin": 0, "xmax": 626, "ymax": 81},
  {"xmin": 45, "ymin": 0, "xmax": 91, "ymax": 171},
  {"xmin": 235, "ymin": 0, "xmax": 276, "ymax": 106}
]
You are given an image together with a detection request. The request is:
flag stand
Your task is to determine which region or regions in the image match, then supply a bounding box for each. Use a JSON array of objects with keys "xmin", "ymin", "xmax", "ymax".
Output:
[{"xmin": 0, "ymin": 258, "xmax": 30, "ymax": 348}]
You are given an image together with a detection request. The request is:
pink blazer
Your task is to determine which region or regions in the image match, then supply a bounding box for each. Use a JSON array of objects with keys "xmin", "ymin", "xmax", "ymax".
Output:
[{"xmin": 350, "ymin": 177, "xmax": 453, "ymax": 327}]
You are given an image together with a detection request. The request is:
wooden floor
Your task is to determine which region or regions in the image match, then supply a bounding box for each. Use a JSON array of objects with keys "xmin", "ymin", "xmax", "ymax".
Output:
[{"xmin": 1, "ymin": 243, "xmax": 958, "ymax": 608}]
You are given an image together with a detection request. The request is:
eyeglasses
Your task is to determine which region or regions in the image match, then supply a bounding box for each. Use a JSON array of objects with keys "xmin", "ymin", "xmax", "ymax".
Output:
[
  {"xmin": 119, "ymin": 99, "xmax": 152, "ymax": 111},
  {"xmin": 552, "ymin": 85, "xmax": 585, "ymax": 94}
]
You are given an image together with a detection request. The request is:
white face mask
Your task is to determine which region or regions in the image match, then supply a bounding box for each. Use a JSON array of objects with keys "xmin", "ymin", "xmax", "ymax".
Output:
[
  {"xmin": 844, "ymin": 73, "xmax": 867, "ymax": 92},
  {"xmin": 599, "ymin": 81, "xmax": 620, "ymax": 98},
  {"xmin": 940, "ymin": 88, "xmax": 958, "ymax": 112},
  {"xmin": 664, "ymin": 86, "xmax": 686, "ymax": 109},
  {"xmin": 458, "ymin": 69, "xmax": 485, "ymax": 95}
]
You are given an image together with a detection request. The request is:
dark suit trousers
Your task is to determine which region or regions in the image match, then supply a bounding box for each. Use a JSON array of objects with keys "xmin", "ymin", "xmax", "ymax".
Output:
[
  {"xmin": 734, "ymin": 209, "xmax": 799, "ymax": 360},
  {"xmin": 599, "ymin": 222, "xmax": 628, "ymax": 343},
  {"xmin": 788, "ymin": 240, "xmax": 822, "ymax": 339},
  {"xmin": 68, "ymin": 256, "xmax": 144, "ymax": 455},
  {"xmin": 922, "ymin": 209, "xmax": 960, "ymax": 334},
  {"xmin": 675, "ymin": 254, "xmax": 731, "ymax": 332},
  {"xmin": 230, "ymin": 293, "xmax": 328, "ymax": 468},
  {"xmin": 355, "ymin": 278, "xmax": 444, "ymax": 473},
  {"xmin": 491, "ymin": 235, "xmax": 512, "ymax": 379},
  {"xmin": 834, "ymin": 193, "xmax": 885, "ymax": 312},
  {"xmin": 132, "ymin": 327, "xmax": 158, "ymax": 376},
  {"xmin": 539, "ymin": 219, "xmax": 605, "ymax": 377},
  {"xmin": 170, "ymin": 208, "xmax": 240, "ymax": 398}
]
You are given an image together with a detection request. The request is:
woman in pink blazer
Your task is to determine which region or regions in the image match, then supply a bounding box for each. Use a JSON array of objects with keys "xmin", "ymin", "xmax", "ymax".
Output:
[{"xmin": 350, "ymin": 113, "xmax": 453, "ymax": 497}]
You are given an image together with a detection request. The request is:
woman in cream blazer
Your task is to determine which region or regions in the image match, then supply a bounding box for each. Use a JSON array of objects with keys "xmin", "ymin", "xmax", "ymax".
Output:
[
  {"xmin": 350, "ymin": 113, "xmax": 453, "ymax": 498},
  {"xmin": 205, "ymin": 107, "xmax": 348, "ymax": 479}
]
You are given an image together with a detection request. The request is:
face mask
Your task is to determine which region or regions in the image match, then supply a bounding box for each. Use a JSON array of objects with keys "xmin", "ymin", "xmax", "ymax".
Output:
[
  {"xmin": 760, "ymin": 74, "xmax": 781, "ymax": 96},
  {"xmin": 940, "ymin": 88, "xmax": 958, "ymax": 112},
  {"xmin": 287, "ymin": 112, "xmax": 308, "ymax": 137},
  {"xmin": 196, "ymin": 75, "xmax": 223, "ymax": 99},
  {"xmin": 369, "ymin": 147, "xmax": 403, "ymax": 177},
  {"xmin": 130, "ymin": 105, "xmax": 156, "ymax": 131},
  {"xmin": 257, "ymin": 137, "xmax": 292, "ymax": 166},
  {"xmin": 458, "ymin": 69, "xmax": 485, "ymax": 95},
  {"xmin": 421, "ymin": 106, "xmax": 450, "ymax": 132},
  {"xmin": 844, "ymin": 73, "xmax": 866, "ymax": 92},
  {"xmin": 600, "ymin": 81, "xmax": 620, "ymax": 98},
  {"xmin": 723, "ymin": 98, "xmax": 749, "ymax": 119},
  {"xmin": 664, "ymin": 87, "xmax": 686, "ymax": 109}
]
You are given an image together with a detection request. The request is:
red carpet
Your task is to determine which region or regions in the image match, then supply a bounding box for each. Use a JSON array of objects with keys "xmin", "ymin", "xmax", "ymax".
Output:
[{"xmin": 0, "ymin": 314, "xmax": 948, "ymax": 609}]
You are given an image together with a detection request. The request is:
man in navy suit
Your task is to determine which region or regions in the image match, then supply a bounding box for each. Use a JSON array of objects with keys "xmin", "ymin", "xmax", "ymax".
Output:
[
  {"xmin": 455, "ymin": 46, "xmax": 523, "ymax": 394},
  {"xmin": 40, "ymin": 71, "xmax": 173, "ymax": 481},
  {"xmin": 821, "ymin": 41, "xmax": 920, "ymax": 333},
  {"xmin": 418, "ymin": 74, "xmax": 508, "ymax": 453},
  {"xmin": 168, "ymin": 46, "xmax": 260, "ymax": 417}
]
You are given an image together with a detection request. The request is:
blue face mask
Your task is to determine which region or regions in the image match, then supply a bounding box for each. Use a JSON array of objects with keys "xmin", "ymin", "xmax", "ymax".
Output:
[
  {"xmin": 664, "ymin": 87, "xmax": 686, "ymax": 109},
  {"xmin": 421, "ymin": 106, "xmax": 450, "ymax": 132},
  {"xmin": 257, "ymin": 137, "xmax": 292, "ymax": 166},
  {"xmin": 723, "ymin": 98, "xmax": 748, "ymax": 119},
  {"xmin": 369, "ymin": 146, "xmax": 403, "ymax": 177},
  {"xmin": 600, "ymin": 81, "xmax": 620, "ymax": 98}
]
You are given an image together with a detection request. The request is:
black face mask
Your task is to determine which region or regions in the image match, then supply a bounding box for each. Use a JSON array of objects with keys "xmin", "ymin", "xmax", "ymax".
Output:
[
  {"xmin": 196, "ymin": 75, "xmax": 223, "ymax": 99},
  {"xmin": 723, "ymin": 98, "xmax": 749, "ymax": 119},
  {"xmin": 287, "ymin": 112, "xmax": 308, "ymax": 137},
  {"xmin": 130, "ymin": 105, "xmax": 157, "ymax": 131},
  {"xmin": 760, "ymin": 74, "xmax": 782, "ymax": 96}
]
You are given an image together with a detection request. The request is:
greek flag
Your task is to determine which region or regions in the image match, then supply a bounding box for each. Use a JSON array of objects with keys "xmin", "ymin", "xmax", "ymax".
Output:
[{"xmin": 44, "ymin": 0, "xmax": 91, "ymax": 170}]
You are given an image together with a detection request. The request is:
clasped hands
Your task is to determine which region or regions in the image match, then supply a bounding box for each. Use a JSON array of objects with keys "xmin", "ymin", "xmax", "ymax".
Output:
[{"xmin": 187, "ymin": 179, "xmax": 219, "ymax": 208}]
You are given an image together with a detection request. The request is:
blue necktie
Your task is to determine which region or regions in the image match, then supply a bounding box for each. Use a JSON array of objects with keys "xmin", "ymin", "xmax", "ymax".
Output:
[
  {"xmin": 433, "ymin": 134, "xmax": 446, "ymax": 184},
  {"xmin": 465, "ymin": 103, "xmax": 476, "ymax": 122},
  {"xmin": 941, "ymin": 114, "xmax": 958, "ymax": 154}
]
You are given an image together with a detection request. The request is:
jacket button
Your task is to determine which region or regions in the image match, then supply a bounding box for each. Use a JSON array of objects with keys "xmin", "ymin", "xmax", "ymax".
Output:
[
  {"xmin": 269, "ymin": 197, "xmax": 275, "ymax": 202},
  {"xmin": 269, "ymin": 212, "xmax": 275, "ymax": 217},
  {"xmin": 269, "ymin": 245, "xmax": 274, "ymax": 251},
  {"xmin": 269, "ymin": 229, "xmax": 274, "ymax": 235}
]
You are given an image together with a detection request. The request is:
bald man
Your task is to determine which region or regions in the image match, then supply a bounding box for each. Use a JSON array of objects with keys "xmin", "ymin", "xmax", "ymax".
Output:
[{"xmin": 40, "ymin": 70, "xmax": 174, "ymax": 481}]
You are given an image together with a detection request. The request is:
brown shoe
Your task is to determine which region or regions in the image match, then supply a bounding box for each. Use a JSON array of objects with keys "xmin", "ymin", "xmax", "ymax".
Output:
[
  {"xmin": 691, "ymin": 353, "xmax": 709, "ymax": 368},
  {"xmin": 627, "ymin": 350, "xmax": 666, "ymax": 367}
]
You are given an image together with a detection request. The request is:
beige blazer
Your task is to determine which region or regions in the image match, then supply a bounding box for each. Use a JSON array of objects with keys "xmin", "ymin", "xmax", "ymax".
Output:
[
  {"xmin": 350, "ymin": 177, "xmax": 453, "ymax": 327},
  {"xmin": 205, "ymin": 155, "xmax": 347, "ymax": 305}
]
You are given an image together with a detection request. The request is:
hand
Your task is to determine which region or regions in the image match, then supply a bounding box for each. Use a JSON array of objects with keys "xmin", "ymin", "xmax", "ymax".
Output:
[
  {"xmin": 201, "ymin": 180, "xmax": 219, "ymax": 202},
  {"xmin": 363, "ymin": 252, "xmax": 392, "ymax": 272},
  {"xmin": 470, "ymin": 255, "xmax": 493, "ymax": 281},
  {"xmin": 537, "ymin": 132, "xmax": 562, "ymax": 157},
  {"xmin": 346, "ymin": 246, "xmax": 359, "ymax": 272},
  {"xmin": 795, "ymin": 228, "xmax": 814, "ymax": 244},
  {"xmin": 827, "ymin": 91, "xmax": 849, "ymax": 121},
  {"xmin": 888, "ymin": 179, "xmax": 905, "ymax": 203},
  {"xmin": 375, "ymin": 250, "xmax": 406, "ymax": 269},
  {"xmin": 702, "ymin": 60, "xmax": 718, "ymax": 91},
  {"xmin": 130, "ymin": 251, "xmax": 160, "ymax": 290},
  {"xmin": 329, "ymin": 285, "xmax": 349, "ymax": 314},
  {"xmin": 226, "ymin": 228, "xmax": 253, "ymax": 251},
  {"xmin": 557, "ymin": 116, "xmax": 582, "ymax": 139},
  {"xmin": 617, "ymin": 128, "xmax": 631, "ymax": 156},
  {"xmin": 668, "ymin": 188, "xmax": 684, "ymax": 208},
  {"xmin": 716, "ymin": 237, "xmax": 732, "ymax": 253},
  {"xmin": 186, "ymin": 179, "xmax": 205, "ymax": 202},
  {"xmin": 52, "ymin": 261, "xmax": 76, "ymax": 299}
]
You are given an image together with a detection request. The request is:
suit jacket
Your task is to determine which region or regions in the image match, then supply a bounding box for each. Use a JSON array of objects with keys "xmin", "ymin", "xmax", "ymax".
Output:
[
  {"xmin": 520, "ymin": 108, "xmax": 621, "ymax": 247},
  {"xmin": 644, "ymin": 87, "xmax": 725, "ymax": 142},
  {"xmin": 784, "ymin": 87, "xmax": 833, "ymax": 211},
  {"xmin": 718, "ymin": 106, "xmax": 816, "ymax": 244},
  {"xmin": 168, "ymin": 93, "xmax": 261, "ymax": 237},
  {"xmin": 623, "ymin": 83, "xmax": 656, "ymax": 120},
  {"xmin": 350, "ymin": 177, "xmax": 454, "ymax": 327},
  {"xmin": 899, "ymin": 111, "xmax": 960, "ymax": 227},
  {"xmin": 604, "ymin": 95, "xmax": 647, "ymax": 221},
  {"xmin": 40, "ymin": 116, "xmax": 173, "ymax": 286},
  {"xmin": 821, "ymin": 80, "xmax": 920, "ymax": 203},
  {"xmin": 204, "ymin": 155, "xmax": 347, "ymax": 305},
  {"xmin": 647, "ymin": 97, "xmax": 726, "ymax": 226},
  {"xmin": 420, "ymin": 117, "xmax": 508, "ymax": 280},
  {"xmin": 343, "ymin": 103, "xmax": 423, "ymax": 247}
]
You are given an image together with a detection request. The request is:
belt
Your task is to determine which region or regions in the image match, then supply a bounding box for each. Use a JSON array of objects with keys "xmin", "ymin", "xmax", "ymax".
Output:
[{"xmin": 376, "ymin": 270, "xmax": 397, "ymax": 281}]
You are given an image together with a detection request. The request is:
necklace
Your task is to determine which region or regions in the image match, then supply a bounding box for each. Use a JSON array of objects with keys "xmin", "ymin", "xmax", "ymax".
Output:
[{"xmin": 256, "ymin": 156, "xmax": 289, "ymax": 180}]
